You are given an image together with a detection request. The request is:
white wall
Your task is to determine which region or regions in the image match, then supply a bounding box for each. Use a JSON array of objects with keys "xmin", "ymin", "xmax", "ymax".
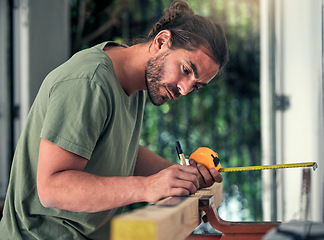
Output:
[
  {"xmin": 0, "ymin": 0, "xmax": 70, "ymax": 199},
  {"xmin": 13, "ymin": 0, "xmax": 70, "ymax": 141},
  {"xmin": 261, "ymin": 0, "xmax": 323, "ymax": 222},
  {"xmin": 0, "ymin": 0, "xmax": 10, "ymax": 200}
]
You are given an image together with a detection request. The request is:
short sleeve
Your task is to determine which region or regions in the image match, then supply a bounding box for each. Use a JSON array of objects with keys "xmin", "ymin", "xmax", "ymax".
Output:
[{"xmin": 40, "ymin": 78, "xmax": 108, "ymax": 159}]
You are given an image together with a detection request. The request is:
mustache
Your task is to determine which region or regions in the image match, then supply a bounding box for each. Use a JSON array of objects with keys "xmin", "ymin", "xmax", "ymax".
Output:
[{"xmin": 167, "ymin": 84, "xmax": 181, "ymax": 99}]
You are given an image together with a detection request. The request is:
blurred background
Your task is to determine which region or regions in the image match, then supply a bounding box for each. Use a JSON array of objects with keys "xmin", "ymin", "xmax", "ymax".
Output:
[{"xmin": 0, "ymin": 0, "xmax": 323, "ymax": 228}]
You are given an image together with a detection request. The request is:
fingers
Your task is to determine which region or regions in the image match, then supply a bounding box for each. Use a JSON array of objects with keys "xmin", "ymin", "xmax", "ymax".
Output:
[
  {"xmin": 210, "ymin": 168, "xmax": 223, "ymax": 183},
  {"xmin": 188, "ymin": 160, "xmax": 206, "ymax": 187},
  {"xmin": 172, "ymin": 178, "xmax": 198, "ymax": 195},
  {"xmin": 164, "ymin": 165, "xmax": 199, "ymax": 194},
  {"xmin": 172, "ymin": 165, "xmax": 200, "ymax": 190},
  {"xmin": 189, "ymin": 159, "xmax": 223, "ymax": 188},
  {"xmin": 143, "ymin": 165, "xmax": 200, "ymax": 203}
]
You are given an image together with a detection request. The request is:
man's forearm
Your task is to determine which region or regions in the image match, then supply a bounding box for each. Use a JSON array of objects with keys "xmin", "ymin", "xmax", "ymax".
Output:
[
  {"xmin": 38, "ymin": 170, "xmax": 147, "ymax": 213},
  {"xmin": 39, "ymin": 164, "xmax": 201, "ymax": 213},
  {"xmin": 134, "ymin": 145, "xmax": 174, "ymax": 176}
]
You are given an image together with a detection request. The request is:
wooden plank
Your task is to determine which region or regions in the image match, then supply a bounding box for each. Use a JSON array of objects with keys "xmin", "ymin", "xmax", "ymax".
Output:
[
  {"xmin": 193, "ymin": 182, "xmax": 222, "ymax": 207},
  {"xmin": 111, "ymin": 197, "xmax": 199, "ymax": 240},
  {"xmin": 111, "ymin": 182, "xmax": 222, "ymax": 240}
]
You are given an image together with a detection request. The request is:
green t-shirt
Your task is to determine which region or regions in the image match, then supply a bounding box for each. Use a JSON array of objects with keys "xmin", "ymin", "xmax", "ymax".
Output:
[{"xmin": 0, "ymin": 42, "xmax": 146, "ymax": 239}]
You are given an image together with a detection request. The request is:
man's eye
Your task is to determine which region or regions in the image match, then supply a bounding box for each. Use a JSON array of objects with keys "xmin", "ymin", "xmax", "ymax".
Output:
[
  {"xmin": 183, "ymin": 66, "xmax": 190, "ymax": 75},
  {"xmin": 193, "ymin": 83, "xmax": 206, "ymax": 91},
  {"xmin": 193, "ymin": 84, "xmax": 199, "ymax": 91}
]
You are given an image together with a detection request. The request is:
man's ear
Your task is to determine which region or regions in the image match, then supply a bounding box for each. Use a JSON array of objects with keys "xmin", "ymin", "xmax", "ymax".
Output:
[{"xmin": 151, "ymin": 30, "xmax": 172, "ymax": 54}]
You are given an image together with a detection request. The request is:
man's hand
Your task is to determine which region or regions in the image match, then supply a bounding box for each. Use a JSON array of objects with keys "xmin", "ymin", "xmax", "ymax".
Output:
[
  {"xmin": 143, "ymin": 164, "xmax": 200, "ymax": 203},
  {"xmin": 189, "ymin": 159, "xmax": 222, "ymax": 188}
]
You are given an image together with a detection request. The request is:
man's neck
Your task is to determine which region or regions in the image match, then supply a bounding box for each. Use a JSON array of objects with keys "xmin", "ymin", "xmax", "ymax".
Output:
[{"xmin": 104, "ymin": 43, "xmax": 150, "ymax": 96}]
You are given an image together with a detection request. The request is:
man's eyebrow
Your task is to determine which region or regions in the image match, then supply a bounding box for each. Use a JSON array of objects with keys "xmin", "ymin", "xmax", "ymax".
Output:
[{"xmin": 189, "ymin": 61, "xmax": 199, "ymax": 79}]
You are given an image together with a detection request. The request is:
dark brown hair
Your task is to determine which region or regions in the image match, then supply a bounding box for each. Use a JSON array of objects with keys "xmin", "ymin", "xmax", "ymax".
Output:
[{"xmin": 147, "ymin": 0, "xmax": 229, "ymax": 70}]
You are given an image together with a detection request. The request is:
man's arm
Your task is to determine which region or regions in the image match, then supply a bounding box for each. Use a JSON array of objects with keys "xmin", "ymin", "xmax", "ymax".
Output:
[
  {"xmin": 133, "ymin": 145, "xmax": 174, "ymax": 176},
  {"xmin": 37, "ymin": 138, "xmax": 200, "ymax": 213}
]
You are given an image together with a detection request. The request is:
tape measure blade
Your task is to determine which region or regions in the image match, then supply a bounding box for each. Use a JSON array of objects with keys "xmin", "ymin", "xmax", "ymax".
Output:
[
  {"xmin": 219, "ymin": 166, "xmax": 264, "ymax": 172},
  {"xmin": 219, "ymin": 162, "xmax": 317, "ymax": 172}
]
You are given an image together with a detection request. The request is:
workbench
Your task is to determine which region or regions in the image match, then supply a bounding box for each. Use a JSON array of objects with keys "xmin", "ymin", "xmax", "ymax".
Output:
[{"xmin": 111, "ymin": 183, "xmax": 281, "ymax": 240}]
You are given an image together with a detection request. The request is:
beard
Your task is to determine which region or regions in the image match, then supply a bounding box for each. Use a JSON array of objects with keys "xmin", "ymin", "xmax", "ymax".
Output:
[{"xmin": 145, "ymin": 52, "xmax": 180, "ymax": 106}]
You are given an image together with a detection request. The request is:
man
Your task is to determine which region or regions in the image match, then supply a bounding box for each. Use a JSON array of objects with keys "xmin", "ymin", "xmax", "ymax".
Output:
[{"xmin": 0, "ymin": 0, "xmax": 228, "ymax": 239}]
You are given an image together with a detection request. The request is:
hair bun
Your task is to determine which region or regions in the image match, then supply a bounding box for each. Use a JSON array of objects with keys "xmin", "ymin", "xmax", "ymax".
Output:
[
  {"xmin": 148, "ymin": 1, "xmax": 194, "ymax": 38},
  {"xmin": 168, "ymin": 0, "xmax": 194, "ymax": 16}
]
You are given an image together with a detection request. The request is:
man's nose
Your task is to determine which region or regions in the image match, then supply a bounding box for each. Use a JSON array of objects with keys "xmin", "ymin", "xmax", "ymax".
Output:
[{"xmin": 177, "ymin": 79, "xmax": 194, "ymax": 96}]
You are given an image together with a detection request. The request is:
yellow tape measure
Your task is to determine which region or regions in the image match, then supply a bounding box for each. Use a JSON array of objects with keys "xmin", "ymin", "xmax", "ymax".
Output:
[
  {"xmin": 189, "ymin": 147, "xmax": 318, "ymax": 172},
  {"xmin": 218, "ymin": 162, "xmax": 318, "ymax": 172}
]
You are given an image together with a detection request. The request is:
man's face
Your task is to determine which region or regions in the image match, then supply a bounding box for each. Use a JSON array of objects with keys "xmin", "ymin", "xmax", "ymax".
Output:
[{"xmin": 145, "ymin": 47, "xmax": 219, "ymax": 106}]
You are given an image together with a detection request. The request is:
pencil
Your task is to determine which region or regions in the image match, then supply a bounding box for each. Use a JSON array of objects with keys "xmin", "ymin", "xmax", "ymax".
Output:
[{"xmin": 176, "ymin": 141, "xmax": 187, "ymax": 166}]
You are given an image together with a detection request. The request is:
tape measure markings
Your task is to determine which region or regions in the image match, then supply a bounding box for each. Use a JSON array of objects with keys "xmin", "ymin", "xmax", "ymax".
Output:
[{"xmin": 218, "ymin": 162, "xmax": 317, "ymax": 172}]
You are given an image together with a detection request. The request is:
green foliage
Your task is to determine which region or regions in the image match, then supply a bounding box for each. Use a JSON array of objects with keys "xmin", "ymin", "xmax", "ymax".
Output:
[{"xmin": 140, "ymin": 0, "xmax": 262, "ymax": 221}]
